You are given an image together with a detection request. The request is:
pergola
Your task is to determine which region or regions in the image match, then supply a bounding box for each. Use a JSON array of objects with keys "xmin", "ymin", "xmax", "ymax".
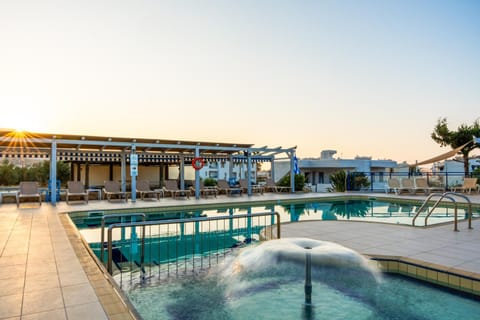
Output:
[{"xmin": 0, "ymin": 130, "xmax": 297, "ymax": 204}]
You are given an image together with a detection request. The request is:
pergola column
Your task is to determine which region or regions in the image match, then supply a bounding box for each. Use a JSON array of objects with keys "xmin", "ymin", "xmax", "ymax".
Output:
[
  {"xmin": 289, "ymin": 152, "xmax": 295, "ymax": 193},
  {"xmin": 179, "ymin": 154, "xmax": 185, "ymax": 190},
  {"xmin": 121, "ymin": 152, "xmax": 126, "ymax": 193},
  {"xmin": 49, "ymin": 137, "xmax": 57, "ymax": 206},
  {"xmin": 194, "ymin": 148, "xmax": 200, "ymax": 199},
  {"xmin": 246, "ymin": 151, "xmax": 252, "ymax": 196}
]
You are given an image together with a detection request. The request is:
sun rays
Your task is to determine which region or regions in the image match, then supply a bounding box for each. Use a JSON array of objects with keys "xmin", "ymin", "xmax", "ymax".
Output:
[{"xmin": 1, "ymin": 129, "xmax": 44, "ymax": 158}]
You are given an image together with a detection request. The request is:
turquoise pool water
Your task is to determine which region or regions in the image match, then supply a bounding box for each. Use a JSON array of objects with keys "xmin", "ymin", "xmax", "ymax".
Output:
[
  {"xmin": 125, "ymin": 255, "xmax": 480, "ymax": 320},
  {"xmin": 67, "ymin": 201, "xmax": 480, "ymax": 319},
  {"xmin": 69, "ymin": 198, "xmax": 479, "ymax": 232}
]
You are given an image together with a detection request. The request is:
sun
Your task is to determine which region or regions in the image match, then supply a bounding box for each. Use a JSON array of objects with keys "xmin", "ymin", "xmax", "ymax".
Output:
[{"xmin": 0, "ymin": 95, "xmax": 51, "ymax": 133}]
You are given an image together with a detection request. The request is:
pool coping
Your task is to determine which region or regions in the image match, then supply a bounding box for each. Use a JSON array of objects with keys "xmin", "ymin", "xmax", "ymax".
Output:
[
  {"xmin": 59, "ymin": 213, "xmax": 140, "ymax": 320},
  {"xmin": 369, "ymin": 255, "xmax": 480, "ymax": 297}
]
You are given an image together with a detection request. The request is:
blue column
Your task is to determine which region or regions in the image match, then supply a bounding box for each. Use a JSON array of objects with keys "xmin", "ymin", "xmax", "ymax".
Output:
[
  {"xmin": 121, "ymin": 152, "xmax": 126, "ymax": 193},
  {"xmin": 130, "ymin": 145, "xmax": 137, "ymax": 203},
  {"xmin": 179, "ymin": 155, "xmax": 185, "ymax": 190},
  {"xmin": 271, "ymin": 156, "xmax": 275, "ymax": 182},
  {"xmin": 246, "ymin": 151, "xmax": 252, "ymax": 196},
  {"xmin": 194, "ymin": 148, "xmax": 200, "ymax": 199},
  {"xmin": 50, "ymin": 138, "xmax": 57, "ymax": 206},
  {"xmin": 228, "ymin": 155, "xmax": 234, "ymax": 180},
  {"xmin": 290, "ymin": 153, "xmax": 295, "ymax": 193}
]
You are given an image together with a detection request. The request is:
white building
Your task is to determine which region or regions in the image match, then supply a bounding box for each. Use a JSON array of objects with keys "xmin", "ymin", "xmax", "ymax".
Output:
[
  {"xmin": 274, "ymin": 150, "xmax": 400, "ymax": 192},
  {"xmin": 432, "ymin": 157, "xmax": 480, "ymax": 188}
]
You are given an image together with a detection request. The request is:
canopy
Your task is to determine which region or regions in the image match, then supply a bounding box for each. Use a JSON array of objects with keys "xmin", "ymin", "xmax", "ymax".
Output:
[{"xmin": 406, "ymin": 141, "xmax": 471, "ymax": 168}]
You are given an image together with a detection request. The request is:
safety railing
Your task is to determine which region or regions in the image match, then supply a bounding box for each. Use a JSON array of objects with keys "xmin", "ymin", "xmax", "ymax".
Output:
[
  {"xmin": 105, "ymin": 211, "xmax": 281, "ymax": 281},
  {"xmin": 412, "ymin": 192, "xmax": 472, "ymax": 231},
  {"xmin": 100, "ymin": 212, "xmax": 146, "ymax": 263}
]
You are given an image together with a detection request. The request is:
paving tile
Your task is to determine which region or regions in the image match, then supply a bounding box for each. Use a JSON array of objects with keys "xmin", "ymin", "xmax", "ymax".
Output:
[
  {"xmin": 20, "ymin": 308, "xmax": 67, "ymax": 320},
  {"xmin": 0, "ymin": 278, "xmax": 25, "ymax": 297},
  {"xmin": 0, "ymin": 294, "xmax": 23, "ymax": 318},
  {"xmin": 0, "ymin": 254, "xmax": 27, "ymax": 267},
  {"xmin": 58, "ymin": 271, "xmax": 89, "ymax": 287},
  {"xmin": 62, "ymin": 283, "xmax": 98, "ymax": 307},
  {"xmin": 22, "ymin": 287, "xmax": 64, "ymax": 315},
  {"xmin": 0, "ymin": 265, "xmax": 25, "ymax": 281},
  {"xmin": 65, "ymin": 302, "xmax": 107, "ymax": 320},
  {"xmin": 24, "ymin": 272, "xmax": 60, "ymax": 292}
]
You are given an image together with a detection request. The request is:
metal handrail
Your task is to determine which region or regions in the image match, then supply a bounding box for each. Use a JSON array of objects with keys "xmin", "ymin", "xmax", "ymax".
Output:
[
  {"xmin": 100, "ymin": 213, "xmax": 146, "ymax": 263},
  {"xmin": 412, "ymin": 192, "xmax": 472, "ymax": 231},
  {"xmin": 106, "ymin": 211, "xmax": 281, "ymax": 275}
]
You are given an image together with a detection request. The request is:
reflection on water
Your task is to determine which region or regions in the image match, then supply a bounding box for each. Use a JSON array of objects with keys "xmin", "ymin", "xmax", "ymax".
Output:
[{"xmin": 69, "ymin": 199, "xmax": 479, "ymax": 232}]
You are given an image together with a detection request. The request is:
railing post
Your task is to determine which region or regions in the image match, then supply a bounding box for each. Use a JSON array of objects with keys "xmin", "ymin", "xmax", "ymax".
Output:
[
  {"xmin": 454, "ymin": 205, "xmax": 458, "ymax": 232},
  {"xmin": 275, "ymin": 212, "xmax": 281, "ymax": 239},
  {"xmin": 107, "ymin": 227, "xmax": 113, "ymax": 274}
]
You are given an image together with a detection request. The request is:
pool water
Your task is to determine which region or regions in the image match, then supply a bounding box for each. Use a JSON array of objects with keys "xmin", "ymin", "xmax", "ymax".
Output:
[
  {"xmin": 69, "ymin": 198, "xmax": 479, "ymax": 232},
  {"xmin": 126, "ymin": 262, "xmax": 480, "ymax": 320}
]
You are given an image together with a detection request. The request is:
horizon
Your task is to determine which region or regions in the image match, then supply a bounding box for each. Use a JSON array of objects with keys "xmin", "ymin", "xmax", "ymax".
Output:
[{"xmin": 1, "ymin": 1, "xmax": 479, "ymax": 164}]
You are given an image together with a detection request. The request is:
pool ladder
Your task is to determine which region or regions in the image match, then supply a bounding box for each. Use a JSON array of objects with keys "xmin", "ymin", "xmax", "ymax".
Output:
[{"xmin": 412, "ymin": 192, "xmax": 473, "ymax": 231}]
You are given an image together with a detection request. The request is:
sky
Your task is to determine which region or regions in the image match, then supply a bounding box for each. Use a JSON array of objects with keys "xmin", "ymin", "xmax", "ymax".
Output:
[{"xmin": 1, "ymin": 0, "xmax": 479, "ymax": 164}]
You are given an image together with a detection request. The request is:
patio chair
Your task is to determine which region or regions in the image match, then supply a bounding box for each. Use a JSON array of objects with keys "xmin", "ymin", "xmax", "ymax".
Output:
[
  {"xmin": 136, "ymin": 180, "xmax": 163, "ymax": 200},
  {"xmin": 163, "ymin": 180, "xmax": 191, "ymax": 199},
  {"xmin": 264, "ymin": 178, "xmax": 291, "ymax": 193},
  {"xmin": 385, "ymin": 178, "xmax": 401, "ymax": 195},
  {"xmin": 190, "ymin": 180, "xmax": 218, "ymax": 198},
  {"xmin": 16, "ymin": 181, "xmax": 42, "ymax": 207},
  {"xmin": 66, "ymin": 181, "xmax": 88, "ymax": 204},
  {"xmin": 239, "ymin": 179, "xmax": 264, "ymax": 195},
  {"xmin": 453, "ymin": 178, "xmax": 478, "ymax": 194},
  {"xmin": 414, "ymin": 177, "xmax": 444, "ymax": 195},
  {"xmin": 216, "ymin": 180, "xmax": 242, "ymax": 196},
  {"xmin": 399, "ymin": 178, "xmax": 415, "ymax": 194},
  {"xmin": 412, "ymin": 178, "xmax": 430, "ymax": 195},
  {"xmin": 103, "ymin": 181, "xmax": 128, "ymax": 202}
]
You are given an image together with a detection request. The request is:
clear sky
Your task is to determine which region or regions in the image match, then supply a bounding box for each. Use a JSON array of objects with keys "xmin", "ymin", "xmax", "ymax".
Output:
[{"xmin": 1, "ymin": 0, "xmax": 479, "ymax": 164}]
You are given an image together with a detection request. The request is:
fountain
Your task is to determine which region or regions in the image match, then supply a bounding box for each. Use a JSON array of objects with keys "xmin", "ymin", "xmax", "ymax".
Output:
[{"xmin": 127, "ymin": 238, "xmax": 480, "ymax": 320}]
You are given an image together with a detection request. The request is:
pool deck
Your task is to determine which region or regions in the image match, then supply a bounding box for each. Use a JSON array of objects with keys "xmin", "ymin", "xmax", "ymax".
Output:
[{"xmin": 1, "ymin": 191, "xmax": 479, "ymax": 319}]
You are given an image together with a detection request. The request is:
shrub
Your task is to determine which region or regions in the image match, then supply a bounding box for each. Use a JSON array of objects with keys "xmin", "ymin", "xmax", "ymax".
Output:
[
  {"xmin": 278, "ymin": 174, "xmax": 305, "ymax": 191},
  {"xmin": 203, "ymin": 177, "xmax": 217, "ymax": 187},
  {"xmin": 328, "ymin": 170, "xmax": 370, "ymax": 192}
]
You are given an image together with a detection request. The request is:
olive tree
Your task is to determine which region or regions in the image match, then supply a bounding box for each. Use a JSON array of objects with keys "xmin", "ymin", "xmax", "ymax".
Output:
[{"xmin": 431, "ymin": 118, "xmax": 480, "ymax": 176}]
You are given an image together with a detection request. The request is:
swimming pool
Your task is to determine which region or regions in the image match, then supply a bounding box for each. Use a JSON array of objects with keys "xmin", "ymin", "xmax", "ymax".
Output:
[
  {"xmin": 67, "ymin": 199, "xmax": 480, "ymax": 319},
  {"xmin": 69, "ymin": 197, "xmax": 479, "ymax": 235},
  {"xmin": 123, "ymin": 238, "xmax": 480, "ymax": 320}
]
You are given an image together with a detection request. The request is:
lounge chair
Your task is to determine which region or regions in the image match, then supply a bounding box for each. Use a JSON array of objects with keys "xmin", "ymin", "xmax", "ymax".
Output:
[
  {"xmin": 136, "ymin": 180, "xmax": 163, "ymax": 200},
  {"xmin": 412, "ymin": 177, "xmax": 430, "ymax": 195},
  {"xmin": 400, "ymin": 178, "xmax": 416, "ymax": 194},
  {"xmin": 453, "ymin": 178, "xmax": 478, "ymax": 194},
  {"xmin": 414, "ymin": 177, "xmax": 444, "ymax": 195},
  {"xmin": 216, "ymin": 180, "xmax": 242, "ymax": 196},
  {"xmin": 264, "ymin": 178, "xmax": 290, "ymax": 193},
  {"xmin": 385, "ymin": 178, "xmax": 401, "ymax": 195},
  {"xmin": 190, "ymin": 180, "xmax": 218, "ymax": 198},
  {"xmin": 66, "ymin": 181, "xmax": 88, "ymax": 204},
  {"xmin": 239, "ymin": 179, "xmax": 264, "ymax": 195},
  {"xmin": 163, "ymin": 180, "xmax": 191, "ymax": 199},
  {"xmin": 103, "ymin": 181, "xmax": 128, "ymax": 202},
  {"xmin": 16, "ymin": 181, "xmax": 42, "ymax": 207}
]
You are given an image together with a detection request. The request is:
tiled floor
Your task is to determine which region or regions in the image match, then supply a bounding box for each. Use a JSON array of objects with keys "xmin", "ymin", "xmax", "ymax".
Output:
[{"xmin": 0, "ymin": 192, "xmax": 479, "ymax": 319}]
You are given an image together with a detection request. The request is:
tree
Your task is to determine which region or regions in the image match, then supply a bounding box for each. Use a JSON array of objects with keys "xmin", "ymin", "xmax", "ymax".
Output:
[
  {"xmin": 0, "ymin": 160, "xmax": 19, "ymax": 185},
  {"xmin": 328, "ymin": 170, "xmax": 370, "ymax": 192},
  {"xmin": 278, "ymin": 174, "xmax": 306, "ymax": 191},
  {"xmin": 431, "ymin": 118, "xmax": 480, "ymax": 176}
]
